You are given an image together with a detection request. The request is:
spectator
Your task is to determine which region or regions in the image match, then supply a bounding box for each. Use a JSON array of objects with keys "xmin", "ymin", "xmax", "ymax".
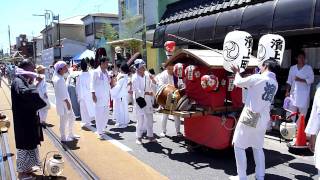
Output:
[{"xmin": 11, "ymin": 59, "xmax": 46, "ymax": 179}]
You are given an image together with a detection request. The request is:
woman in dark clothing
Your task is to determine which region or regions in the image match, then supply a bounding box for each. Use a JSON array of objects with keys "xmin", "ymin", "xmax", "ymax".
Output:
[{"xmin": 11, "ymin": 59, "xmax": 46, "ymax": 178}]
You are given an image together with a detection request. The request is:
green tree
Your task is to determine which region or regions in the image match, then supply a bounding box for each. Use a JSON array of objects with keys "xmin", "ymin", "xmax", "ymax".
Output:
[
  {"xmin": 120, "ymin": 6, "xmax": 143, "ymax": 39},
  {"xmin": 101, "ymin": 23, "xmax": 119, "ymax": 41}
]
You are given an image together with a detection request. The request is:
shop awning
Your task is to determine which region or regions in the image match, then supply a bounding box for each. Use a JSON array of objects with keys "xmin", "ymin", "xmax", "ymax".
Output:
[
  {"xmin": 73, "ymin": 49, "xmax": 95, "ymax": 61},
  {"xmin": 153, "ymin": 0, "xmax": 320, "ymax": 48}
]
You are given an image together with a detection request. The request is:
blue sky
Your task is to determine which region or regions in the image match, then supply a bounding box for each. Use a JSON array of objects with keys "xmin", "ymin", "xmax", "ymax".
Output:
[{"xmin": 0, "ymin": 0, "xmax": 118, "ymax": 53}]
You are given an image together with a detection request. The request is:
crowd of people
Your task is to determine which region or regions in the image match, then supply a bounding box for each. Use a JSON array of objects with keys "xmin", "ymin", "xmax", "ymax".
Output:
[{"xmin": 2, "ymin": 48, "xmax": 320, "ymax": 179}]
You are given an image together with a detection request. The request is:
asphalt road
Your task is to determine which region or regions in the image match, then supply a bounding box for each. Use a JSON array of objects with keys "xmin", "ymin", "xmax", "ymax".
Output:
[{"xmin": 46, "ymin": 83, "xmax": 318, "ymax": 180}]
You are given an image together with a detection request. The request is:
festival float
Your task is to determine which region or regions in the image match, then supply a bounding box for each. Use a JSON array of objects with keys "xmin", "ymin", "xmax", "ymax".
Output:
[{"xmin": 156, "ymin": 31, "xmax": 285, "ymax": 150}]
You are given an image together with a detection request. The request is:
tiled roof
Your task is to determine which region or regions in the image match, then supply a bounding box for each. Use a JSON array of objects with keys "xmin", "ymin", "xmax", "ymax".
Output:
[{"xmin": 159, "ymin": 0, "xmax": 267, "ymax": 25}]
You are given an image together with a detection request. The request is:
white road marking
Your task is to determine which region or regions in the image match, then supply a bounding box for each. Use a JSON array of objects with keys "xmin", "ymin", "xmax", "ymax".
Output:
[
  {"xmin": 49, "ymin": 102, "xmax": 133, "ymax": 152},
  {"xmin": 265, "ymin": 134, "xmax": 282, "ymax": 141}
]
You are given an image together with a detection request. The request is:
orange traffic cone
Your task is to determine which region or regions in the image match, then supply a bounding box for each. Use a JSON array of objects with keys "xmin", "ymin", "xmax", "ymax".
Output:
[{"xmin": 295, "ymin": 114, "xmax": 307, "ymax": 146}]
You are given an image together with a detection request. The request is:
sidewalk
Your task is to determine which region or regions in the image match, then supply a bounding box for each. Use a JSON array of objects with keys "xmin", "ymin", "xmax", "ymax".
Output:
[
  {"xmin": 1, "ymin": 78, "xmax": 167, "ymax": 179},
  {"xmin": 0, "ymin": 79, "xmax": 81, "ymax": 179}
]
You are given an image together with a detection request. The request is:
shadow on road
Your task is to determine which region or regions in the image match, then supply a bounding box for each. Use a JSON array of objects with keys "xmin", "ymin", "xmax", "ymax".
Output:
[
  {"xmin": 141, "ymin": 138, "xmax": 297, "ymax": 177},
  {"xmin": 34, "ymin": 175, "xmax": 67, "ymax": 180},
  {"xmin": 110, "ymin": 125, "xmax": 136, "ymax": 133},
  {"xmin": 62, "ymin": 139, "xmax": 80, "ymax": 150},
  {"xmin": 289, "ymin": 162, "xmax": 317, "ymax": 179},
  {"xmin": 265, "ymin": 174, "xmax": 291, "ymax": 180}
]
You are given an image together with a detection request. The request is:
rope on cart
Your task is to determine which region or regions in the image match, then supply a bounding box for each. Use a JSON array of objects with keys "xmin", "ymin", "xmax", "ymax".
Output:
[{"xmin": 221, "ymin": 115, "xmax": 237, "ymax": 131}]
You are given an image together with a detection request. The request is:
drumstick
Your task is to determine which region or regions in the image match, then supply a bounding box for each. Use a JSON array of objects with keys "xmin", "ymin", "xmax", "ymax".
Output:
[{"xmin": 167, "ymin": 34, "xmax": 222, "ymax": 55}]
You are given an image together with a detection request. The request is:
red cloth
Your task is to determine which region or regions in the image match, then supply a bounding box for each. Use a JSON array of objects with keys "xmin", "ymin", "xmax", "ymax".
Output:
[
  {"xmin": 184, "ymin": 115, "xmax": 235, "ymax": 149},
  {"xmin": 184, "ymin": 67, "xmax": 243, "ymax": 108}
]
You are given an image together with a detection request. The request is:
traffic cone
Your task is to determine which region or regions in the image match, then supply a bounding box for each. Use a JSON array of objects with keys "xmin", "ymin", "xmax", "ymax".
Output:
[{"xmin": 294, "ymin": 114, "xmax": 307, "ymax": 146}]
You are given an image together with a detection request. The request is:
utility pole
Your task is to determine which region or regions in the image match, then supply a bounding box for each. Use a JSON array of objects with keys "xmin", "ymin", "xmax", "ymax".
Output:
[
  {"xmin": 142, "ymin": 0, "xmax": 147, "ymax": 65},
  {"xmin": 8, "ymin": 25, "xmax": 11, "ymax": 56},
  {"xmin": 53, "ymin": 14, "xmax": 61, "ymax": 59}
]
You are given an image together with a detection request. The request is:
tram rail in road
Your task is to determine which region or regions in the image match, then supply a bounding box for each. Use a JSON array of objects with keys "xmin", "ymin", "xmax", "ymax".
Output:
[
  {"xmin": 0, "ymin": 130, "xmax": 16, "ymax": 180},
  {"xmin": 1, "ymin": 78, "xmax": 99, "ymax": 180}
]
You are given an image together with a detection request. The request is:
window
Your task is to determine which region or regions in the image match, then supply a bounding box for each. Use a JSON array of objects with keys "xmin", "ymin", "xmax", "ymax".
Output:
[
  {"xmin": 85, "ymin": 23, "xmax": 94, "ymax": 36},
  {"xmin": 95, "ymin": 23, "xmax": 105, "ymax": 38},
  {"xmin": 125, "ymin": 0, "xmax": 139, "ymax": 16},
  {"xmin": 139, "ymin": 0, "xmax": 143, "ymax": 15},
  {"xmin": 121, "ymin": 0, "xmax": 126, "ymax": 20},
  {"xmin": 48, "ymin": 34, "xmax": 53, "ymax": 47}
]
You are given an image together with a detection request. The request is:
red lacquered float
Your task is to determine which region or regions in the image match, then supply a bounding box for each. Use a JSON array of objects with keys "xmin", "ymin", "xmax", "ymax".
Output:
[{"xmin": 158, "ymin": 49, "xmax": 259, "ymax": 150}]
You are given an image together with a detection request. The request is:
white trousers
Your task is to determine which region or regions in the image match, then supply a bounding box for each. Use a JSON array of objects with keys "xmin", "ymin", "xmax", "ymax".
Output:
[
  {"xmin": 59, "ymin": 112, "xmax": 75, "ymax": 139},
  {"xmin": 234, "ymin": 146, "xmax": 265, "ymax": 180},
  {"xmin": 113, "ymin": 98, "xmax": 129, "ymax": 125},
  {"xmin": 38, "ymin": 108, "xmax": 48, "ymax": 123},
  {"xmin": 136, "ymin": 113, "xmax": 153, "ymax": 138},
  {"xmin": 95, "ymin": 106, "xmax": 109, "ymax": 135},
  {"xmin": 162, "ymin": 114, "xmax": 181, "ymax": 133},
  {"xmin": 79, "ymin": 101, "xmax": 92, "ymax": 125}
]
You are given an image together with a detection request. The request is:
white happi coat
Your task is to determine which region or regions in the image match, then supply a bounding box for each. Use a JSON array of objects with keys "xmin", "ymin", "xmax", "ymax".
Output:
[
  {"xmin": 287, "ymin": 64, "xmax": 314, "ymax": 108},
  {"xmin": 132, "ymin": 72, "xmax": 154, "ymax": 115},
  {"xmin": 90, "ymin": 66, "xmax": 111, "ymax": 107},
  {"xmin": 232, "ymin": 71, "xmax": 278, "ymax": 149},
  {"xmin": 37, "ymin": 76, "xmax": 50, "ymax": 109},
  {"xmin": 111, "ymin": 73, "xmax": 129, "ymax": 124},
  {"xmin": 111, "ymin": 73, "xmax": 129, "ymax": 100},
  {"xmin": 52, "ymin": 73, "xmax": 73, "ymax": 116},
  {"xmin": 305, "ymin": 87, "xmax": 320, "ymax": 169},
  {"xmin": 156, "ymin": 70, "xmax": 174, "ymax": 87},
  {"xmin": 76, "ymin": 71, "xmax": 95, "ymax": 117}
]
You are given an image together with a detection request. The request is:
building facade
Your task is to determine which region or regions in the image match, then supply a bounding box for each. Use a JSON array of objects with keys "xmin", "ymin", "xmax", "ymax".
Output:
[
  {"xmin": 81, "ymin": 13, "xmax": 119, "ymax": 49},
  {"xmin": 14, "ymin": 34, "xmax": 34, "ymax": 59},
  {"xmin": 32, "ymin": 35, "xmax": 43, "ymax": 64},
  {"xmin": 41, "ymin": 15, "xmax": 85, "ymax": 51},
  {"xmin": 40, "ymin": 15, "xmax": 86, "ymax": 64},
  {"xmin": 153, "ymin": 0, "xmax": 320, "ymax": 105},
  {"xmin": 117, "ymin": 0, "xmax": 178, "ymax": 72}
]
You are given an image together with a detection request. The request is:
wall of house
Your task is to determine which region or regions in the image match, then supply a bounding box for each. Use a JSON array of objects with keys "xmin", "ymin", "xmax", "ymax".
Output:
[
  {"xmin": 82, "ymin": 15, "xmax": 119, "ymax": 48},
  {"xmin": 61, "ymin": 40, "xmax": 87, "ymax": 58},
  {"xmin": 147, "ymin": 43, "xmax": 158, "ymax": 73},
  {"xmin": 35, "ymin": 38, "xmax": 43, "ymax": 64},
  {"xmin": 60, "ymin": 25, "xmax": 85, "ymax": 43}
]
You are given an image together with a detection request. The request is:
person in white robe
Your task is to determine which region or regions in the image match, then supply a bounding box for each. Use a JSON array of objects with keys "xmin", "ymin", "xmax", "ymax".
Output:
[
  {"xmin": 156, "ymin": 65, "xmax": 182, "ymax": 137},
  {"xmin": 286, "ymin": 50, "xmax": 314, "ymax": 122},
  {"xmin": 76, "ymin": 60, "xmax": 95, "ymax": 128},
  {"xmin": 52, "ymin": 61, "xmax": 80, "ymax": 142},
  {"xmin": 35, "ymin": 65, "xmax": 50, "ymax": 125},
  {"xmin": 90, "ymin": 57, "xmax": 111, "ymax": 140},
  {"xmin": 66, "ymin": 67, "xmax": 81, "ymax": 118},
  {"xmin": 132, "ymin": 59, "xmax": 159, "ymax": 144},
  {"xmin": 305, "ymin": 87, "xmax": 320, "ymax": 179},
  {"xmin": 229, "ymin": 60, "xmax": 278, "ymax": 180},
  {"xmin": 111, "ymin": 63, "xmax": 130, "ymax": 128}
]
